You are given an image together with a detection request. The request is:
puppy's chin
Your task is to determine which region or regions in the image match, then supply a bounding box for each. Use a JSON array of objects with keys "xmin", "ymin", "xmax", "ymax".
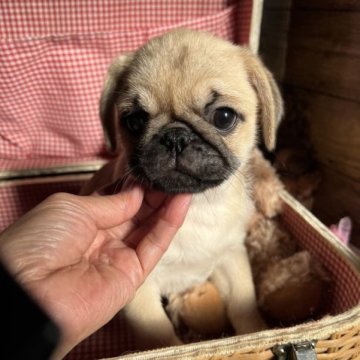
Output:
[
  {"xmin": 136, "ymin": 170, "xmax": 225, "ymax": 194},
  {"xmin": 131, "ymin": 166, "xmax": 230, "ymax": 194},
  {"xmin": 128, "ymin": 127, "xmax": 237, "ymax": 194}
]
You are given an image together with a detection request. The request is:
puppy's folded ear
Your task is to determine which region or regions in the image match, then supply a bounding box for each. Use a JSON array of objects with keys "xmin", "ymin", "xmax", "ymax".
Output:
[
  {"xmin": 243, "ymin": 51, "xmax": 283, "ymax": 151},
  {"xmin": 100, "ymin": 53, "xmax": 134, "ymax": 154}
]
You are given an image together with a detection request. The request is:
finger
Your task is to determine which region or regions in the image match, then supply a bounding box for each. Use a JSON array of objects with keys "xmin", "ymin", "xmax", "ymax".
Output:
[
  {"xmin": 144, "ymin": 190, "xmax": 169, "ymax": 209},
  {"xmin": 133, "ymin": 189, "xmax": 169, "ymax": 225},
  {"xmin": 79, "ymin": 185, "xmax": 145, "ymax": 229},
  {"xmin": 106, "ymin": 189, "xmax": 169, "ymax": 241},
  {"xmin": 135, "ymin": 193, "xmax": 192, "ymax": 276}
]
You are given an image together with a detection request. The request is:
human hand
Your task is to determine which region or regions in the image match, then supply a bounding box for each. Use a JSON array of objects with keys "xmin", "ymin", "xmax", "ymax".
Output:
[{"xmin": 0, "ymin": 186, "xmax": 191, "ymax": 359}]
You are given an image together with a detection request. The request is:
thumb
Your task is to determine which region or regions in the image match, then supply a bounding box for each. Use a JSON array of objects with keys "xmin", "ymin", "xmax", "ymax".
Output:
[
  {"xmin": 135, "ymin": 193, "xmax": 192, "ymax": 276},
  {"xmin": 78, "ymin": 185, "xmax": 145, "ymax": 229}
]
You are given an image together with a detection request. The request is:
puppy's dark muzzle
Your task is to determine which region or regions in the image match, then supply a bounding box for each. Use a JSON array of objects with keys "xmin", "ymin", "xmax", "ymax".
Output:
[{"xmin": 130, "ymin": 124, "xmax": 235, "ymax": 193}]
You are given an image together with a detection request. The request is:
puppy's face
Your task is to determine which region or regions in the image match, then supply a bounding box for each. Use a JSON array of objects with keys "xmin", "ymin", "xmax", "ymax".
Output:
[{"xmin": 100, "ymin": 29, "xmax": 283, "ymax": 193}]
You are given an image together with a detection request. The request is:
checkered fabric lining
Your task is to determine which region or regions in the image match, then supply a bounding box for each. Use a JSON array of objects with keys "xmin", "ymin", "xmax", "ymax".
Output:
[
  {"xmin": 0, "ymin": 0, "xmax": 252, "ymax": 248},
  {"xmin": 0, "ymin": 0, "xmax": 252, "ymax": 172},
  {"xmin": 0, "ymin": 180, "xmax": 86, "ymax": 232},
  {"xmin": 281, "ymin": 201, "xmax": 360, "ymax": 313},
  {"xmin": 1, "ymin": 179, "xmax": 359, "ymax": 360},
  {"xmin": 1, "ymin": 0, "xmax": 233, "ymax": 38}
]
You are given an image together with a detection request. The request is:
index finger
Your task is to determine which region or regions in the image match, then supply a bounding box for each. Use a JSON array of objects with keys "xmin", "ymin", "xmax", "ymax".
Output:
[
  {"xmin": 133, "ymin": 189, "xmax": 169, "ymax": 225},
  {"xmin": 135, "ymin": 193, "xmax": 192, "ymax": 276}
]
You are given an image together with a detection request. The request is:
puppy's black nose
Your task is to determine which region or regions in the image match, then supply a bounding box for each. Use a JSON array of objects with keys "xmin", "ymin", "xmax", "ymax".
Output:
[{"xmin": 160, "ymin": 128, "xmax": 192, "ymax": 154}]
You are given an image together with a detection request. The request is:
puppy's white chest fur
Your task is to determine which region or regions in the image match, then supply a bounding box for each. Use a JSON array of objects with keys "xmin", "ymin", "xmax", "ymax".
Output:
[{"xmin": 149, "ymin": 178, "xmax": 253, "ymax": 295}]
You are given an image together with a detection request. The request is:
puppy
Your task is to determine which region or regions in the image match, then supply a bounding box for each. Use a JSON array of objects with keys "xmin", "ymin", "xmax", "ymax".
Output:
[{"xmin": 83, "ymin": 29, "xmax": 283, "ymax": 349}]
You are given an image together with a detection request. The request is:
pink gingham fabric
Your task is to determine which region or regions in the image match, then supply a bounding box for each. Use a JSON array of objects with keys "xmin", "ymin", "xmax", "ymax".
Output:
[
  {"xmin": 282, "ymin": 199, "xmax": 360, "ymax": 314},
  {"xmin": 0, "ymin": 0, "xmax": 252, "ymax": 173},
  {"xmin": 0, "ymin": 0, "xmax": 252, "ymax": 233}
]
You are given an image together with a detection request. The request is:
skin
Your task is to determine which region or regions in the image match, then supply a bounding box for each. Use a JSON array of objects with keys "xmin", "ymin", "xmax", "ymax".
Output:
[{"xmin": 0, "ymin": 185, "xmax": 192, "ymax": 359}]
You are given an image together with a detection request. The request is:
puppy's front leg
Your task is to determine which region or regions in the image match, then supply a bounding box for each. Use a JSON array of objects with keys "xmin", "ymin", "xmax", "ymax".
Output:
[
  {"xmin": 210, "ymin": 245, "xmax": 267, "ymax": 335},
  {"xmin": 124, "ymin": 281, "xmax": 182, "ymax": 350}
]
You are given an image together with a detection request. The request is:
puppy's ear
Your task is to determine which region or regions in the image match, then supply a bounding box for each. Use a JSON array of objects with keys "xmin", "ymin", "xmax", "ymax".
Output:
[
  {"xmin": 243, "ymin": 51, "xmax": 283, "ymax": 151},
  {"xmin": 100, "ymin": 53, "xmax": 134, "ymax": 153}
]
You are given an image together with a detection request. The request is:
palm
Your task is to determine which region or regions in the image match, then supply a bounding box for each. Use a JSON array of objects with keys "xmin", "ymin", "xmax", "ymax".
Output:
[
  {"xmin": 0, "ymin": 187, "xmax": 191, "ymax": 357},
  {"xmin": 27, "ymin": 219, "xmax": 144, "ymax": 347}
]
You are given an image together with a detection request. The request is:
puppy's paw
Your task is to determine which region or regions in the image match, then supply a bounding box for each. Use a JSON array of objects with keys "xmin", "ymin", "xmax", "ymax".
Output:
[
  {"xmin": 166, "ymin": 282, "xmax": 230, "ymax": 338},
  {"xmin": 166, "ymin": 292, "xmax": 184, "ymax": 329}
]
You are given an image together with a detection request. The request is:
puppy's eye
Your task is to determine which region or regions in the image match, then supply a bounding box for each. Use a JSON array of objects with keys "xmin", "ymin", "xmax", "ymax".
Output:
[
  {"xmin": 122, "ymin": 110, "xmax": 149, "ymax": 134},
  {"xmin": 212, "ymin": 107, "xmax": 239, "ymax": 132}
]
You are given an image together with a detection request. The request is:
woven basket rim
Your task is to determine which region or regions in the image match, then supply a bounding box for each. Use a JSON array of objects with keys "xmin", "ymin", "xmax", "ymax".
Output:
[{"xmin": 107, "ymin": 305, "xmax": 360, "ymax": 359}]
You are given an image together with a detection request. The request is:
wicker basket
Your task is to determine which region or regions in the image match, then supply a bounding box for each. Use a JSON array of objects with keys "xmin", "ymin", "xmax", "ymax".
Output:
[
  {"xmin": 1, "ymin": 176, "xmax": 359, "ymax": 360},
  {"xmin": 107, "ymin": 308, "xmax": 360, "ymax": 359}
]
